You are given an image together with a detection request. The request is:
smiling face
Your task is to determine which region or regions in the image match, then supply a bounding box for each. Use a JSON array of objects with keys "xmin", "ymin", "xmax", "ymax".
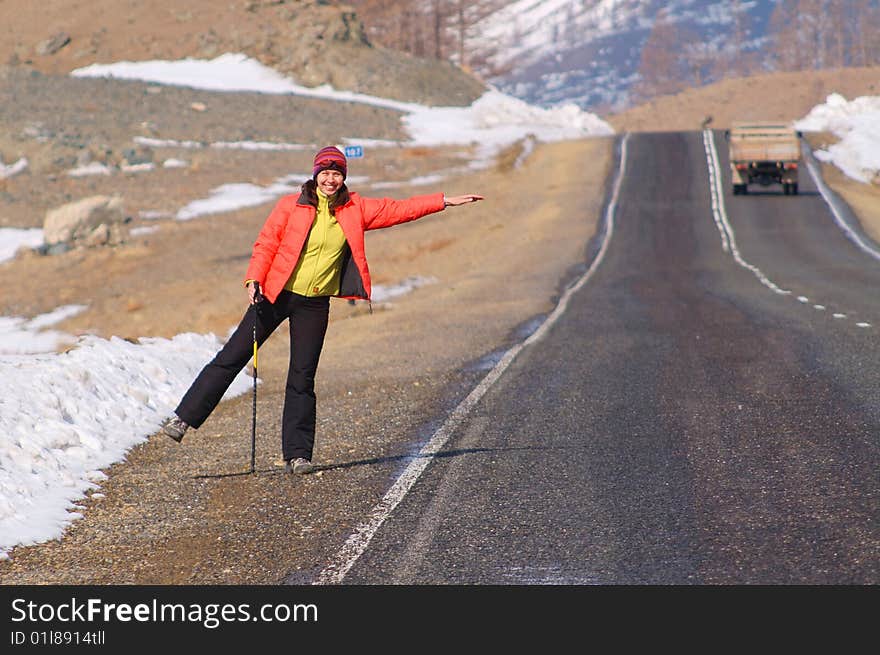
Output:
[{"xmin": 316, "ymin": 168, "xmax": 344, "ymax": 196}]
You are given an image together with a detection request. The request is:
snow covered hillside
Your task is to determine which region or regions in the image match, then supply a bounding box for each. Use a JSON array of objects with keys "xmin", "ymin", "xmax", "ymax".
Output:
[{"xmin": 477, "ymin": 0, "xmax": 777, "ymax": 110}]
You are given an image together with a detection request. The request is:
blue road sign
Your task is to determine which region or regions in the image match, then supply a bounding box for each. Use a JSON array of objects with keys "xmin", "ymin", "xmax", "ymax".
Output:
[{"xmin": 344, "ymin": 145, "xmax": 364, "ymax": 159}]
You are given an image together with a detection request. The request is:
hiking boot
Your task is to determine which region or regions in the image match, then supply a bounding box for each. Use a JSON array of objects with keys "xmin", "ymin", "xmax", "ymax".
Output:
[
  {"xmin": 285, "ymin": 457, "xmax": 315, "ymax": 475},
  {"xmin": 161, "ymin": 416, "xmax": 189, "ymax": 443}
]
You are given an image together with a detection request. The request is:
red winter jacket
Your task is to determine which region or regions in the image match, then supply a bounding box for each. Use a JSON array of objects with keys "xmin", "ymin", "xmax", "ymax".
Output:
[{"xmin": 245, "ymin": 188, "xmax": 446, "ymax": 303}]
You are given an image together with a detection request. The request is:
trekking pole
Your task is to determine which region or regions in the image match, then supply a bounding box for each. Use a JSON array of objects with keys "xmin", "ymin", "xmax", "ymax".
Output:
[{"xmin": 250, "ymin": 282, "xmax": 263, "ymax": 474}]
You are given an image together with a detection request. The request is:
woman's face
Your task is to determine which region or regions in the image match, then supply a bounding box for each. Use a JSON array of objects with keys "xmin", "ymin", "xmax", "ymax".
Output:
[{"xmin": 316, "ymin": 169, "xmax": 344, "ymax": 196}]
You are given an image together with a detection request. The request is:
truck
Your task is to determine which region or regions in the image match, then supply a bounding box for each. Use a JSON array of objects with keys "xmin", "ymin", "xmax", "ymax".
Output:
[{"xmin": 725, "ymin": 123, "xmax": 802, "ymax": 195}]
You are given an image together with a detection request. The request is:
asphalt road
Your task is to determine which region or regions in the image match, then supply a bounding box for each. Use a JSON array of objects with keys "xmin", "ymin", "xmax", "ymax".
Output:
[{"xmin": 336, "ymin": 131, "xmax": 880, "ymax": 584}]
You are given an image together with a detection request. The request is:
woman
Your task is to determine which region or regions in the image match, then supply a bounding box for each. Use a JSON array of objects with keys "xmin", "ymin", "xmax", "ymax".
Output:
[{"xmin": 161, "ymin": 145, "xmax": 483, "ymax": 474}]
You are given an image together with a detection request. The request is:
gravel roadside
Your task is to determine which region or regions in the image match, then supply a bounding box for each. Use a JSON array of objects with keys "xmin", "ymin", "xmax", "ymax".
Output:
[{"xmin": 0, "ymin": 76, "xmax": 615, "ymax": 582}]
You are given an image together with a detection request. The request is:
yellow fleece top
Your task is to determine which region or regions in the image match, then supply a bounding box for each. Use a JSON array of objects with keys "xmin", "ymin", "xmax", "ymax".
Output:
[{"xmin": 285, "ymin": 189, "xmax": 347, "ymax": 296}]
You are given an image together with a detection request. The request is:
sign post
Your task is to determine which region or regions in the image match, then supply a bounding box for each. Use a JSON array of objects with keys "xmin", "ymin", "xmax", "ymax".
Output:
[{"xmin": 343, "ymin": 145, "xmax": 364, "ymax": 159}]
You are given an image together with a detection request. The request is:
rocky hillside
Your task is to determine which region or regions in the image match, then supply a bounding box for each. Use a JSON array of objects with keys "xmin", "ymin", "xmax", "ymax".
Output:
[
  {"xmin": 0, "ymin": 62, "xmax": 430, "ymax": 229},
  {"xmin": 0, "ymin": 0, "xmax": 485, "ymax": 106},
  {"xmin": 0, "ymin": 0, "xmax": 486, "ymax": 231}
]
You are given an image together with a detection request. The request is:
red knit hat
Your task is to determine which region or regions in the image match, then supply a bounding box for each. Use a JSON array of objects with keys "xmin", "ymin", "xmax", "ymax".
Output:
[{"xmin": 312, "ymin": 146, "xmax": 347, "ymax": 179}]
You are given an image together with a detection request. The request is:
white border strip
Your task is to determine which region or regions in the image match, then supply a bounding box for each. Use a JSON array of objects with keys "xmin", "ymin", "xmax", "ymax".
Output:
[
  {"xmin": 804, "ymin": 151, "xmax": 880, "ymax": 263},
  {"xmin": 313, "ymin": 134, "xmax": 630, "ymax": 585},
  {"xmin": 702, "ymin": 130, "xmax": 791, "ymax": 296},
  {"xmin": 703, "ymin": 131, "xmax": 731, "ymax": 254}
]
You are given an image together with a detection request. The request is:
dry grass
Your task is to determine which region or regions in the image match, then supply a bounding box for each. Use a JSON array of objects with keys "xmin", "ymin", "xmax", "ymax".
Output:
[
  {"xmin": 609, "ymin": 67, "xmax": 880, "ymax": 133},
  {"xmin": 820, "ymin": 164, "xmax": 880, "ymax": 244},
  {"xmin": 0, "ymin": 137, "xmax": 615, "ymax": 584},
  {"xmin": 800, "ymin": 133, "xmax": 880, "ymax": 244}
]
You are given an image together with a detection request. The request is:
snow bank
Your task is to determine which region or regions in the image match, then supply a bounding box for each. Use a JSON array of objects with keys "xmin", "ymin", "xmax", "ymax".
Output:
[{"xmin": 796, "ymin": 94, "xmax": 880, "ymax": 184}]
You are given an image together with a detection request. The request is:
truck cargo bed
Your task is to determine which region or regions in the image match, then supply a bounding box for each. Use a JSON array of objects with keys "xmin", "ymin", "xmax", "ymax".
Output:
[{"xmin": 726, "ymin": 123, "xmax": 801, "ymax": 195}]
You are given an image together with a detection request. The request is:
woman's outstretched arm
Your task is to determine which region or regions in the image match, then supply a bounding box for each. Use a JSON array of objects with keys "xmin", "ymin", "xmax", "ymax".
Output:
[{"xmin": 444, "ymin": 194, "xmax": 484, "ymax": 206}]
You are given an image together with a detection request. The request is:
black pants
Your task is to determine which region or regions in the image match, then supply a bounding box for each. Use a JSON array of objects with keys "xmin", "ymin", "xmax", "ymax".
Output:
[{"xmin": 175, "ymin": 291, "xmax": 330, "ymax": 461}]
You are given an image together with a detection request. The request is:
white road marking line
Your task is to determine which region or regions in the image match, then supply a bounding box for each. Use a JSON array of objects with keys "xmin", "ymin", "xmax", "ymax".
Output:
[
  {"xmin": 313, "ymin": 135, "xmax": 631, "ymax": 585},
  {"xmin": 857, "ymin": 322, "xmax": 871, "ymax": 328},
  {"xmin": 704, "ymin": 133, "xmax": 731, "ymax": 253},
  {"xmin": 703, "ymin": 131, "xmax": 873, "ymax": 332},
  {"xmin": 702, "ymin": 130, "xmax": 790, "ymax": 296}
]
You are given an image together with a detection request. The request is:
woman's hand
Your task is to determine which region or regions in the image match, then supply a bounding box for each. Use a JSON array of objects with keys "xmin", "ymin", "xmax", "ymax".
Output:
[
  {"xmin": 444, "ymin": 194, "xmax": 484, "ymax": 207},
  {"xmin": 246, "ymin": 281, "xmax": 263, "ymax": 305}
]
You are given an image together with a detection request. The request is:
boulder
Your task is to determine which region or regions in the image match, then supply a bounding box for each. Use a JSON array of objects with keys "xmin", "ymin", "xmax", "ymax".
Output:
[
  {"xmin": 43, "ymin": 195, "xmax": 125, "ymax": 246},
  {"xmin": 121, "ymin": 146, "xmax": 154, "ymax": 166},
  {"xmin": 36, "ymin": 32, "xmax": 71, "ymax": 56}
]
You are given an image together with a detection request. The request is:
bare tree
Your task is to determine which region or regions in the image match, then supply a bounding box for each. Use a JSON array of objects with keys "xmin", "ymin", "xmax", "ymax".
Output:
[
  {"xmin": 633, "ymin": 9, "xmax": 689, "ymax": 101},
  {"xmin": 348, "ymin": 0, "xmax": 507, "ymax": 69},
  {"xmin": 722, "ymin": 0, "xmax": 758, "ymax": 77},
  {"xmin": 851, "ymin": 0, "xmax": 880, "ymax": 66},
  {"xmin": 827, "ymin": 0, "xmax": 848, "ymax": 67},
  {"xmin": 821, "ymin": 0, "xmax": 879, "ymax": 67},
  {"xmin": 769, "ymin": 1, "xmax": 804, "ymax": 70},
  {"xmin": 682, "ymin": 30, "xmax": 716, "ymax": 87},
  {"xmin": 770, "ymin": 0, "xmax": 880, "ymax": 71},
  {"xmin": 433, "ymin": 0, "xmax": 444, "ymax": 59}
]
